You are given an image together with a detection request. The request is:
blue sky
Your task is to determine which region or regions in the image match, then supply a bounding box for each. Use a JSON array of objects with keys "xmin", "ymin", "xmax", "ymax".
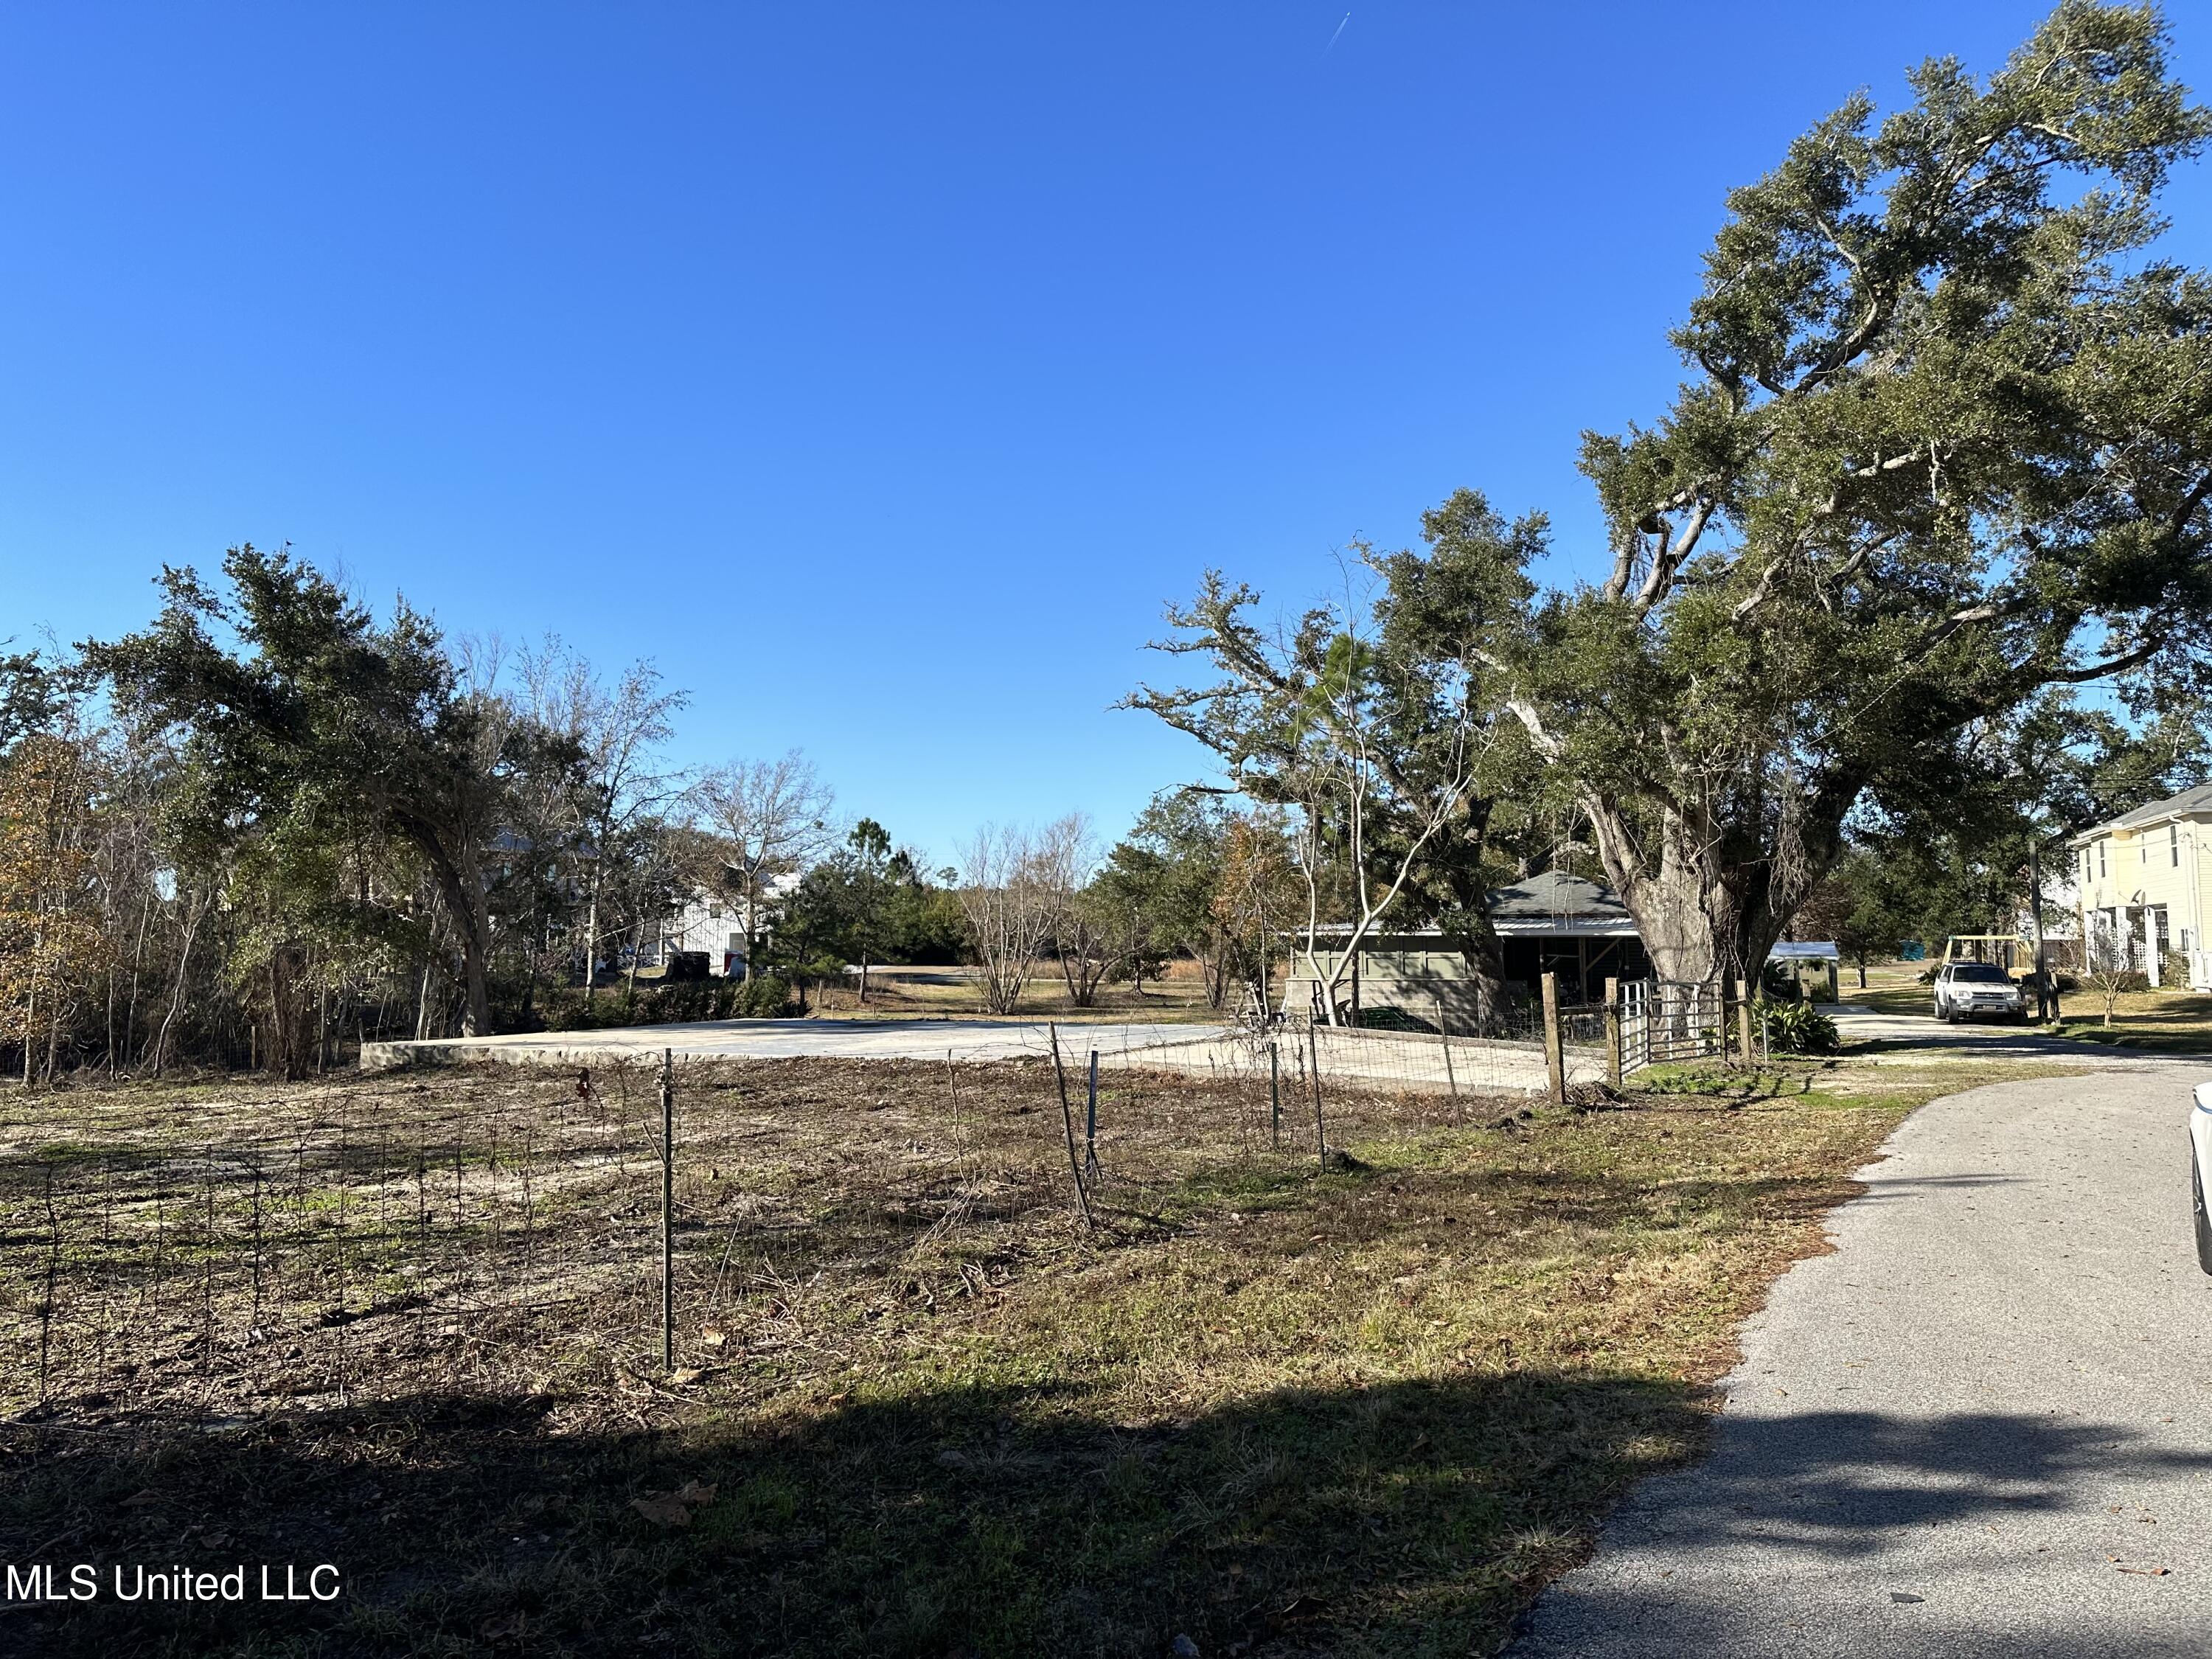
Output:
[{"xmin": 4, "ymin": 2, "xmax": 2208, "ymax": 863}]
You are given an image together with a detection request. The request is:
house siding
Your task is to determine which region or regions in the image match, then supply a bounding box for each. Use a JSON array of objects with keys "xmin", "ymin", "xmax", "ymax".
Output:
[{"xmin": 2071, "ymin": 811, "xmax": 2212, "ymax": 990}]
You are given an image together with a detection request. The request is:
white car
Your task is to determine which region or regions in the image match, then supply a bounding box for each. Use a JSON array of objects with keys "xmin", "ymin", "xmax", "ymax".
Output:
[
  {"xmin": 1931, "ymin": 961, "xmax": 2026, "ymax": 1023},
  {"xmin": 2194, "ymin": 1082, "xmax": 2212, "ymax": 1275}
]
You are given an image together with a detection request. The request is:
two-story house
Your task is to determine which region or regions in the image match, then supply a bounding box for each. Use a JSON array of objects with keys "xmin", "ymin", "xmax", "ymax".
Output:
[{"xmin": 2070, "ymin": 782, "xmax": 2212, "ymax": 990}]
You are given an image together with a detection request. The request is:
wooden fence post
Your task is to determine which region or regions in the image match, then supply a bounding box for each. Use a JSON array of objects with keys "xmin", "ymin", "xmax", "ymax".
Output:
[
  {"xmin": 1540, "ymin": 972, "xmax": 1565, "ymax": 1105},
  {"xmin": 1734, "ymin": 979, "xmax": 1755, "ymax": 1066},
  {"xmin": 1604, "ymin": 976, "xmax": 1621, "ymax": 1089}
]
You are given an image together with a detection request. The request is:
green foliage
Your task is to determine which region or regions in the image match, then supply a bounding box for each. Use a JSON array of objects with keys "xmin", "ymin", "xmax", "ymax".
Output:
[
  {"xmin": 1759, "ymin": 1001, "xmax": 1841, "ymax": 1055},
  {"xmin": 1367, "ymin": 6, "xmax": 2212, "ymax": 987},
  {"xmin": 535, "ymin": 975, "xmax": 769, "ymax": 1031},
  {"xmin": 91, "ymin": 547, "xmax": 582, "ymax": 1039},
  {"xmin": 732, "ymin": 973, "xmax": 794, "ymax": 1018},
  {"xmin": 771, "ymin": 820, "xmax": 954, "ymax": 988}
]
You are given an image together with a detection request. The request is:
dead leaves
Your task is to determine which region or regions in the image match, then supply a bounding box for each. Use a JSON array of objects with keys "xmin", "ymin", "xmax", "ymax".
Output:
[
  {"xmin": 2110, "ymin": 1555, "xmax": 2171, "ymax": 1577},
  {"xmin": 630, "ymin": 1480, "xmax": 718, "ymax": 1528}
]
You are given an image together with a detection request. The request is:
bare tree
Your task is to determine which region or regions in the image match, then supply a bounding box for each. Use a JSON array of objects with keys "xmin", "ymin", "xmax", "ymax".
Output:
[
  {"xmin": 519, "ymin": 640, "xmax": 688, "ymax": 996},
  {"xmin": 1131, "ymin": 561, "xmax": 1486, "ymax": 1025},
  {"xmin": 957, "ymin": 824, "xmax": 1056, "ymax": 1015},
  {"xmin": 1033, "ymin": 814, "xmax": 1116, "ymax": 1008},
  {"xmin": 696, "ymin": 752, "xmax": 837, "ymax": 979}
]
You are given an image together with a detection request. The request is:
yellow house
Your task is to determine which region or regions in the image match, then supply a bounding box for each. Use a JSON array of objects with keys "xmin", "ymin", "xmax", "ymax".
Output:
[{"xmin": 2070, "ymin": 782, "xmax": 2212, "ymax": 990}]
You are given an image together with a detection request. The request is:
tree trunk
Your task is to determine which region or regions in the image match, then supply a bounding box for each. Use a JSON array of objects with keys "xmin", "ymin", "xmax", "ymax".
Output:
[
  {"xmin": 425, "ymin": 855, "xmax": 493, "ymax": 1037},
  {"xmin": 1582, "ymin": 779, "xmax": 1850, "ymax": 993},
  {"xmin": 1440, "ymin": 916, "xmax": 1509, "ymax": 1032},
  {"xmin": 414, "ymin": 947, "xmax": 435, "ymax": 1040},
  {"xmin": 123, "ymin": 891, "xmax": 152, "ymax": 1071},
  {"xmin": 584, "ymin": 869, "xmax": 602, "ymax": 999},
  {"xmin": 152, "ymin": 891, "xmax": 203, "ymax": 1074}
]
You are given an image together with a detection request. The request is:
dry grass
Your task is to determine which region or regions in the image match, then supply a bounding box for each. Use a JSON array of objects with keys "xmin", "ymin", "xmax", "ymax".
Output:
[{"xmin": 0, "ymin": 1050, "xmax": 2062, "ymax": 1657}]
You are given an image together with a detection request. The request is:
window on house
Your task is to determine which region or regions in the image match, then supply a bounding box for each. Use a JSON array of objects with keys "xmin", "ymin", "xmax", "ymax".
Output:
[
  {"xmin": 709, "ymin": 902, "xmax": 722, "ymax": 919},
  {"xmin": 2173, "ymin": 824, "xmax": 2180, "ymax": 868},
  {"xmin": 2099, "ymin": 840, "xmax": 2107, "ymax": 877}
]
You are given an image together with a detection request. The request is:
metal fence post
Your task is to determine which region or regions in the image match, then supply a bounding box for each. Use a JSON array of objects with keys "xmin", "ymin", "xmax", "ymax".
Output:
[
  {"xmin": 1435, "ymin": 995, "xmax": 1458, "ymax": 1102},
  {"xmin": 1540, "ymin": 971, "xmax": 1566, "ymax": 1105},
  {"xmin": 660, "ymin": 1048, "xmax": 675, "ymax": 1372},
  {"xmin": 1268, "ymin": 1040, "xmax": 1281, "ymax": 1150},
  {"xmin": 1047, "ymin": 1024, "xmax": 1093, "ymax": 1229},
  {"xmin": 1085, "ymin": 1048, "xmax": 1099, "ymax": 1180},
  {"xmin": 1306, "ymin": 1020, "xmax": 1325, "ymax": 1166},
  {"xmin": 1604, "ymin": 976, "xmax": 1622, "ymax": 1089}
]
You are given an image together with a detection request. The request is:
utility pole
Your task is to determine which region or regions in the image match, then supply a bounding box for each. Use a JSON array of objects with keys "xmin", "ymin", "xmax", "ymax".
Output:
[{"xmin": 2030, "ymin": 838, "xmax": 2052, "ymax": 1023}]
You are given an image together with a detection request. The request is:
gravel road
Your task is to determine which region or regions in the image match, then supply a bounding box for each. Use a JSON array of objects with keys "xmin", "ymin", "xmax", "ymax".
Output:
[{"xmin": 1510, "ymin": 1060, "xmax": 2212, "ymax": 1658}]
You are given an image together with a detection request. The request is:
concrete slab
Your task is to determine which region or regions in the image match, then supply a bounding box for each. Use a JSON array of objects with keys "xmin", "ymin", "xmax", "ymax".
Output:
[{"xmin": 361, "ymin": 1019, "xmax": 1222, "ymax": 1071}]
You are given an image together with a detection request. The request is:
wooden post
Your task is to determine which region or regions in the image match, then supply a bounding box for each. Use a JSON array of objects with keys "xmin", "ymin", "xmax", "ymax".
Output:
[
  {"xmin": 659, "ymin": 1048, "xmax": 674, "ymax": 1372},
  {"xmin": 1734, "ymin": 978, "xmax": 1754, "ymax": 1067},
  {"xmin": 1540, "ymin": 971, "xmax": 1565, "ymax": 1105},
  {"xmin": 1604, "ymin": 976, "xmax": 1622, "ymax": 1089},
  {"xmin": 1047, "ymin": 1025, "xmax": 1093, "ymax": 1229},
  {"xmin": 1268, "ymin": 1040, "xmax": 1281, "ymax": 1150},
  {"xmin": 1306, "ymin": 1020, "xmax": 1325, "ymax": 1166}
]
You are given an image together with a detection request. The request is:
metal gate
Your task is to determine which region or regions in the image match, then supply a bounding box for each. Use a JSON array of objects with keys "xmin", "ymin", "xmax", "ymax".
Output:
[{"xmin": 1618, "ymin": 979, "xmax": 1725, "ymax": 1075}]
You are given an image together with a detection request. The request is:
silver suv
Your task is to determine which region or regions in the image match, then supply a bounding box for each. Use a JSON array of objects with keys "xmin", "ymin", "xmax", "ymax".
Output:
[{"xmin": 1933, "ymin": 961, "xmax": 2025, "ymax": 1023}]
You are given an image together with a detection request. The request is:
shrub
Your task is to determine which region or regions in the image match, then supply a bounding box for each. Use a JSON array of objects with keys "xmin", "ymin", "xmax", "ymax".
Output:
[
  {"xmin": 1759, "ymin": 1000, "xmax": 1840, "ymax": 1055},
  {"xmin": 733, "ymin": 974, "xmax": 794, "ymax": 1018}
]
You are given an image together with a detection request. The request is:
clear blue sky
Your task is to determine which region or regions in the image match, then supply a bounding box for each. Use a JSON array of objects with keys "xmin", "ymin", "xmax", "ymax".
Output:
[{"xmin": 4, "ymin": 3, "xmax": 2208, "ymax": 863}]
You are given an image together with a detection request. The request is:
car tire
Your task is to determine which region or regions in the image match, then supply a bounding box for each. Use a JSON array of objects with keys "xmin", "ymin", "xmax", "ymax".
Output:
[{"xmin": 2194, "ymin": 1143, "xmax": 2212, "ymax": 1277}]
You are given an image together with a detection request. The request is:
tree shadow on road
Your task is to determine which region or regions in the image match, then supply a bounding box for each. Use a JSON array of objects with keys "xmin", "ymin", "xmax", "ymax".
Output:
[{"xmin": 1509, "ymin": 1406, "xmax": 2212, "ymax": 1658}]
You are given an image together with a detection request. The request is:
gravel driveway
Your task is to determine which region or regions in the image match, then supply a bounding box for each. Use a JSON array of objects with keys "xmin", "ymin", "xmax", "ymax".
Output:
[{"xmin": 1510, "ymin": 1059, "xmax": 2212, "ymax": 1658}]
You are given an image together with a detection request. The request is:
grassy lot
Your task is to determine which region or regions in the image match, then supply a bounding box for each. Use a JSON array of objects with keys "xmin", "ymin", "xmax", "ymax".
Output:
[
  {"xmin": 1847, "ymin": 959, "xmax": 2212, "ymax": 1054},
  {"xmin": 0, "ymin": 1051, "xmax": 2081, "ymax": 1658}
]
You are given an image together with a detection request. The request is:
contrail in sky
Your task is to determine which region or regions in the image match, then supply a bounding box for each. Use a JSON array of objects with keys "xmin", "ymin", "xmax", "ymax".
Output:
[{"xmin": 1325, "ymin": 12, "xmax": 1350, "ymax": 53}]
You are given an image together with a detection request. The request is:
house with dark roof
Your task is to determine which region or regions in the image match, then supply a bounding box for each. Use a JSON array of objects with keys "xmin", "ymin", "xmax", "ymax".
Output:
[
  {"xmin": 1284, "ymin": 871, "xmax": 1653, "ymax": 1025},
  {"xmin": 2069, "ymin": 782, "xmax": 2212, "ymax": 989}
]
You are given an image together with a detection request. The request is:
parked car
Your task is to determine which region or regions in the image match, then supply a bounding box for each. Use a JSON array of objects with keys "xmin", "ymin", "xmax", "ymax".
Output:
[
  {"xmin": 2192, "ymin": 1082, "xmax": 2212, "ymax": 1275},
  {"xmin": 1931, "ymin": 961, "xmax": 2026, "ymax": 1023}
]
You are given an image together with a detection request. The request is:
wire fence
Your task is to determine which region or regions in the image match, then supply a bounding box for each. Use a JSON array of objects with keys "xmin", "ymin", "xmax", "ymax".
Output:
[{"xmin": 0, "ymin": 1012, "xmax": 1627, "ymax": 1430}]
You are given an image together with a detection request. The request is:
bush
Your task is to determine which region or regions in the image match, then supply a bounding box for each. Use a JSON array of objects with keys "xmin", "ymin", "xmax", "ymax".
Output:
[
  {"xmin": 733, "ymin": 974, "xmax": 794, "ymax": 1018},
  {"xmin": 538, "ymin": 978, "xmax": 752, "ymax": 1032},
  {"xmin": 1759, "ymin": 1000, "xmax": 1840, "ymax": 1055}
]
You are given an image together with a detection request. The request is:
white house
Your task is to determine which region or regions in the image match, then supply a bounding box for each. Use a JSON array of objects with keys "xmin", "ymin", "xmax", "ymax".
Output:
[
  {"xmin": 636, "ymin": 869, "xmax": 802, "ymax": 977},
  {"xmin": 2069, "ymin": 782, "xmax": 2212, "ymax": 990}
]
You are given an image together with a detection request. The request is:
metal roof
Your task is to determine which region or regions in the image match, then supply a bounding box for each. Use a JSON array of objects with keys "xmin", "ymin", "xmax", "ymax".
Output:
[
  {"xmin": 1485, "ymin": 870, "xmax": 1631, "ymax": 922},
  {"xmin": 1770, "ymin": 941, "xmax": 1841, "ymax": 960}
]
